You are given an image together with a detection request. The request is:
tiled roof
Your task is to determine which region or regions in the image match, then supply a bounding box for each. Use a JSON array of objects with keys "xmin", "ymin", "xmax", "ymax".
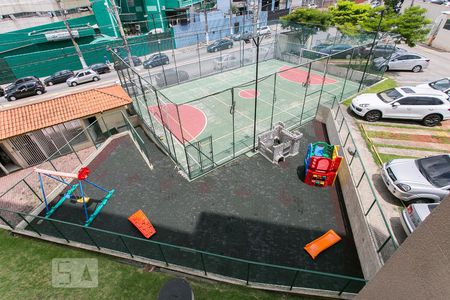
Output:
[{"xmin": 0, "ymin": 84, "xmax": 132, "ymax": 140}]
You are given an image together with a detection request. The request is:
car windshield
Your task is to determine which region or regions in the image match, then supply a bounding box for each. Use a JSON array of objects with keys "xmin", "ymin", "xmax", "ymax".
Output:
[
  {"xmin": 377, "ymin": 88, "xmax": 403, "ymax": 103},
  {"xmin": 416, "ymin": 155, "xmax": 450, "ymax": 188},
  {"xmin": 430, "ymin": 78, "xmax": 450, "ymax": 91}
]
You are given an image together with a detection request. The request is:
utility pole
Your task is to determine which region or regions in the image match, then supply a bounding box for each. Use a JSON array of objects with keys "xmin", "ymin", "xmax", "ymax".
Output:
[
  {"xmin": 109, "ymin": 0, "xmax": 134, "ymax": 67},
  {"xmin": 203, "ymin": 0, "xmax": 209, "ymax": 44},
  {"xmin": 56, "ymin": 0, "xmax": 87, "ymax": 69},
  {"xmin": 229, "ymin": 0, "xmax": 233, "ymax": 35}
]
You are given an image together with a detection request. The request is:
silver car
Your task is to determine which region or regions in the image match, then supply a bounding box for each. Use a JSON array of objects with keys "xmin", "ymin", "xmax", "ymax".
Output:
[
  {"xmin": 67, "ymin": 69, "xmax": 100, "ymax": 87},
  {"xmin": 417, "ymin": 77, "xmax": 450, "ymax": 96},
  {"xmin": 381, "ymin": 155, "xmax": 450, "ymax": 203},
  {"xmin": 401, "ymin": 203, "xmax": 439, "ymax": 235},
  {"xmin": 374, "ymin": 52, "xmax": 430, "ymax": 73}
]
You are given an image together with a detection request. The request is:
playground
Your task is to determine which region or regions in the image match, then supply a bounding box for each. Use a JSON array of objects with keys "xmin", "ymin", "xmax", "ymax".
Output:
[
  {"xmin": 133, "ymin": 58, "xmax": 362, "ymax": 178},
  {"xmin": 28, "ymin": 121, "xmax": 363, "ymax": 290}
]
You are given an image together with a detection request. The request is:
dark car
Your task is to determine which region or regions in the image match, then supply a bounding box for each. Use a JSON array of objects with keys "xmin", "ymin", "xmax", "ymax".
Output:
[
  {"xmin": 312, "ymin": 43, "xmax": 333, "ymax": 52},
  {"xmin": 121, "ymin": 81, "xmax": 150, "ymax": 97},
  {"xmin": 5, "ymin": 76, "xmax": 43, "ymax": 93},
  {"xmin": 114, "ymin": 56, "xmax": 142, "ymax": 70},
  {"xmin": 143, "ymin": 53, "xmax": 170, "ymax": 69},
  {"xmin": 0, "ymin": 86, "xmax": 4, "ymax": 97},
  {"xmin": 232, "ymin": 32, "xmax": 253, "ymax": 41},
  {"xmin": 5, "ymin": 81, "xmax": 46, "ymax": 101},
  {"xmin": 44, "ymin": 70, "xmax": 74, "ymax": 86},
  {"xmin": 90, "ymin": 63, "xmax": 110, "ymax": 74},
  {"xmin": 155, "ymin": 69, "xmax": 189, "ymax": 87},
  {"xmin": 321, "ymin": 44, "xmax": 355, "ymax": 59},
  {"xmin": 207, "ymin": 39, "xmax": 234, "ymax": 53},
  {"xmin": 360, "ymin": 44, "xmax": 406, "ymax": 59}
]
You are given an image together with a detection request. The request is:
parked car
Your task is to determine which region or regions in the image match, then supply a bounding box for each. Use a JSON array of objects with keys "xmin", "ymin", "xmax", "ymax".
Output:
[
  {"xmin": 0, "ymin": 86, "xmax": 4, "ymax": 97},
  {"xmin": 381, "ymin": 154, "xmax": 450, "ymax": 203},
  {"xmin": 207, "ymin": 39, "xmax": 233, "ymax": 52},
  {"xmin": 256, "ymin": 26, "xmax": 271, "ymax": 36},
  {"xmin": 214, "ymin": 55, "xmax": 238, "ymax": 70},
  {"xmin": 90, "ymin": 63, "xmax": 110, "ymax": 74},
  {"xmin": 5, "ymin": 81, "xmax": 46, "ymax": 101},
  {"xmin": 373, "ymin": 52, "xmax": 430, "ymax": 72},
  {"xmin": 5, "ymin": 76, "xmax": 43, "ymax": 93},
  {"xmin": 359, "ymin": 44, "xmax": 406, "ymax": 58},
  {"xmin": 44, "ymin": 70, "xmax": 74, "ymax": 86},
  {"xmin": 232, "ymin": 32, "xmax": 253, "ymax": 41},
  {"xmin": 430, "ymin": 0, "xmax": 446, "ymax": 4},
  {"xmin": 121, "ymin": 81, "xmax": 149, "ymax": 97},
  {"xmin": 320, "ymin": 44, "xmax": 355, "ymax": 59},
  {"xmin": 155, "ymin": 69, "xmax": 189, "ymax": 87},
  {"xmin": 417, "ymin": 77, "xmax": 450, "ymax": 96},
  {"xmin": 307, "ymin": 3, "xmax": 318, "ymax": 8},
  {"xmin": 312, "ymin": 43, "xmax": 333, "ymax": 52},
  {"xmin": 350, "ymin": 86, "xmax": 450, "ymax": 126},
  {"xmin": 66, "ymin": 69, "xmax": 100, "ymax": 87},
  {"xmin": 401, "ymin": 203, "xmax": 439, "ymax": 235},
  {"xmin": 143, "ymin": 53, "xmax": 170, "ymax": 69},
  {"xmin": 114, "ymin": 56, "xmax": 142, "ymax": 70}
]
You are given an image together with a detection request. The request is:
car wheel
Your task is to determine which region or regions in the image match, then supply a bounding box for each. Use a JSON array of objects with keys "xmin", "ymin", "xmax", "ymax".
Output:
[
  {"xmin": 47, "ymin": 81, "xmax": 53, "ymax": 86},
  {"xmin": 8, "ymin": 96, "xmax": 16, "ymax": 101},
  {"xmin": 71, "ymin": 82, "xmax": 77, "ymax": 87},
  {"xmin": 364, "ymin": 110, "xmax": 382, "ymax": 122},
  {"xmin": 380, "ymin": 65, "xmax": 388, "ymax": 72},
  {"xmin": 228, "ymin": 45, "xmax": 232, "ymax": 49},
  {"xmin": 411, "ymin": 198, "xmax": 433, "ymax": 204},
  {"xmin": 166, "ymin": 60, "xmax": 169, "ymax": 65},
  {"xmin": 214, "ymin": 48, "xmax": 218, "ymax": 52},
  {"xmin": 36, "ymin": 90, "xmax": 43, "ymax": 95},
  {"xmin": 345, "ymin": 54, "xmax": 351, "ymax": 59},
  {"xmin": 422, "ymin": 114, "xmax": 442, "ymax": 127},
  {"xmin": 93, "ymin": 77, "xmax": 99, "ymax": 82},
  {"xmin": 412, "ymin": 65, "xmax": 422, "ymax": 73}
]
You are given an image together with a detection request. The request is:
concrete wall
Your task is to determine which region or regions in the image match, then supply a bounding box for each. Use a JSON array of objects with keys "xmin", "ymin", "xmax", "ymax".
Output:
[
  {"xmin": 316, "ymin": 105, "xmax": 383, "ymax": 280},
  {"xmin": 357, "ymin": 195, "xmax": 450, "ymax": 299},
  {"xmin": 429, "ymin": 13, "xmax": 450, "ymax": 51}
]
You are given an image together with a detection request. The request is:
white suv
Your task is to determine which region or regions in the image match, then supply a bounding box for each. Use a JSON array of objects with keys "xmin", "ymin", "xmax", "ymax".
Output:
[
  {"xmin": 67, "ymin": 69, "xmax": 100, "ymax": 87},
  {"xmin": 256, "ymin": 26, "xmax": 271, "ymax": 37},
  {"xmin": 351, "ymin": 86, "xmax": 450, "ymax": 126}
]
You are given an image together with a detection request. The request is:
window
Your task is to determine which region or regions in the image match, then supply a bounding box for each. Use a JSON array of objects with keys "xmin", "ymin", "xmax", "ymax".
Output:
[
  {"xmin": 86, "ymin": 71, "xmax": 92, "ymax": 75},
  {"xmin": 397, "ymin": 97, "xmax": 417, "ymax": 105},
  {"xmin": 429, "ymin": 98, "xmax": 444, "ymax": 105},
  {"xmin": 408, "ymin": 55, "xmax": 421, "ymax": 59},
  {"xmin": 416, "ymin": 155, "xmax": 450, "ymax": 188},
  {"xmin": 430, "ymin": 78, "xmax": 450, "ymax": 91},
  {"xmin": 378, "ymin": 88, "xmax": 403, "ymax": 103},
  {"xmin": 414, "ymin": 97, "xmax": 433, "ymax": 105},
  {"xmin": 78, "ymin": 72, "xmax": 85, "ymax": 77}
]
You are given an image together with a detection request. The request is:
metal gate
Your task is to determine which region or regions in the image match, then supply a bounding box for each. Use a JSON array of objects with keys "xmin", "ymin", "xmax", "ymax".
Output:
[{"xmin": 185, "ymin": 136, "xmax": 214, "ymax": 179}]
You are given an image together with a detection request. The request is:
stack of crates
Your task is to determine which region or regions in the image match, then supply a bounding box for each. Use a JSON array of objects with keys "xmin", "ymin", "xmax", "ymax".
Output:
[{"xmin": 304, "ymin": 142, "xmax": 342, "ymax": 187}]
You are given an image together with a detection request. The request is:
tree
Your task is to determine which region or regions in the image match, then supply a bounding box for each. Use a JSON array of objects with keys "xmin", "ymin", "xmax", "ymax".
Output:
[
  {"xmin": 392, "ymin": 6, "xmax": 431, "ymax": 47},
  {"xmin": 280, "ymin": 8, "xmax": 332, "ymax": 45}
]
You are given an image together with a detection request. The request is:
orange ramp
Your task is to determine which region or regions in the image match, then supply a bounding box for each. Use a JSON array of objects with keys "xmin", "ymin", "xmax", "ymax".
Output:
[
  {"xmin": 128, "ymin": 210, "xmax": 156, "ymax": 239},
  {"xmin": 304, "ymin": 230, "xmax": 341, "ymax": 259}
]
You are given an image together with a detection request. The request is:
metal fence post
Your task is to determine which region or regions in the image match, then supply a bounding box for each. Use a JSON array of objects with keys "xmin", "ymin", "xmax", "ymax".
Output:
[
  {"xmin": 0, "ymin": 214, "xmax": 14, "ymax": 229},
  {"xmin": 377, "ymin": 236, "xmax": 392, "ymax": 253},
  {"xmin": 17, "ymin": 213, "xmax": 41, "ymax": 236},
  {"xmin": 339, "ymin": 279, "xmax": 352, "ymax": 296},
  {"xmin": 23, "ymin": 179, "xmax": 43, "ymax": 203},
  {"xmin": 356, "ymin": 171, "xmax": 366, "ymax": 188},
  {"xmin": 82, "ymin": 227, "xmax": 100, "ymax": 250},
  {"xmin": 200, "ymin": 253, "xmax": 207, "ymax": 276},
  {"xmin": 119, "ymin": 236, "xmax": 134, "ymax": 258},
  {"xmin": 343, "ymin": 132, "xmax": 351, "ymax": 148},
  {"xmin": 48, "ymin": 220, "xmax": 70, "ymax": 243},
  {"xmin": 289, "ymin": 270, "xmax": 299, "ymax": 290},
  {"xmin": 246, "ymin": 263, "xmax": 251, "ymax": 285},
  {"xmin": 158, "ymin": 244, "xmax": 169, "ymax": 266},
  {"xmin": 365, "ymin": 198, "xmax": 377, "ymax": 216}
]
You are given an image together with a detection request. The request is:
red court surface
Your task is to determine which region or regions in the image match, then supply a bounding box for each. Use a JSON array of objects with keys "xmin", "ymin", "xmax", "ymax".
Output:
[
  {"xmin": 278, "ymin": 66, "xmax": 337, "ymax": 85},
  {"xmin": 148, "ymin": 103, "xmax": 206, "ymax": 143},
  {"xmin": 239, "ymin": 89, "xmax": 260, "ymax": 99}
]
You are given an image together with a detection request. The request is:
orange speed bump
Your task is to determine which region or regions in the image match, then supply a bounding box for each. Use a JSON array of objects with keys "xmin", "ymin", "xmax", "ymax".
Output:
[
  {"xmin": 304, "ymin": 230, "xmax": 341, "ymax": 259},
  {"xmin": 128, "ymin": 210, "xmax": 156, "ymax": 239}
]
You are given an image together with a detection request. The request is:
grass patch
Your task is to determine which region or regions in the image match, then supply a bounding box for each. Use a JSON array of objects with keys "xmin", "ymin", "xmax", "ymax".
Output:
[
  {"xmin": 367, "ymin": 131, "xmax": 450, "ymax": 144},
  {"xmin": 374, "ymin": 143, "xmax": 445, "ymax": 153},
  {"xmin": 362, "ymin": 122, "xmax": 450, "ymax": 132},
  {"xmin": 342, "ymin": 78, "xmax": 397, "ymax": 106},
  {"xmin": 378, "ymin": 153, "xmax": 419, "ymax": 163},
  {"xmin": 0, "ymin": 230, "xmax": 316, "ymax": 300}
]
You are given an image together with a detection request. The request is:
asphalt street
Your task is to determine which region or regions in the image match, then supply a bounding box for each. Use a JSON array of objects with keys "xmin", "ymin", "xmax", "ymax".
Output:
[{"xmin": 0, "ymin": 36, "xmax": 275, "ymax": 109}]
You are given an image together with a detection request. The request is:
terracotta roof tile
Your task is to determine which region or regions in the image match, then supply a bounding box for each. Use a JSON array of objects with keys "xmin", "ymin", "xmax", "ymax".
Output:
[{"xmin": 0, "ymin": 84, "xmax": 132, "ymax": 140}]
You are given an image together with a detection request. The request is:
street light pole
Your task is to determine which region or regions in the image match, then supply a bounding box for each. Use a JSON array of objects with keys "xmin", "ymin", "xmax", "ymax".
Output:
[
  {"xmin": 56, "ymin": 0, "xmax": 87, "ymax": 69},
  {"xmin": 203, "ymin": 0, "xmax": 210, "ymax": 44},
  {"xmin": 229, "ymin": 0, "xmax": 233, "ymax": 35},
  {"xmin": 110, "ymin": 0, "xmax": 134, "ymax": 67}
]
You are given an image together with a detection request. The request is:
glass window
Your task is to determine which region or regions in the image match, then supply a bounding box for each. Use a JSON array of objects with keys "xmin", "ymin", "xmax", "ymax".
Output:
[
  {"xmin": 378, "ymin": 88, "xmax": 403, "ymax": 103},
  {"xmin": 398, "ymin": 97, "xmax": 417, "ymax": 105},
  {"xmin": 416, "ymin": 155, "xmax": 450, "ymax": 188},
  {"xmin": 430, "ymin": 78, "xmax": 450, "ymax": 91}
]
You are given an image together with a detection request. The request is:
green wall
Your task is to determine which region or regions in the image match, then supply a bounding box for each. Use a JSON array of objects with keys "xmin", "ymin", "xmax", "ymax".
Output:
[{"xmin": 1, "ymin": 32, "xmax": 173, "ymax": 83}]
